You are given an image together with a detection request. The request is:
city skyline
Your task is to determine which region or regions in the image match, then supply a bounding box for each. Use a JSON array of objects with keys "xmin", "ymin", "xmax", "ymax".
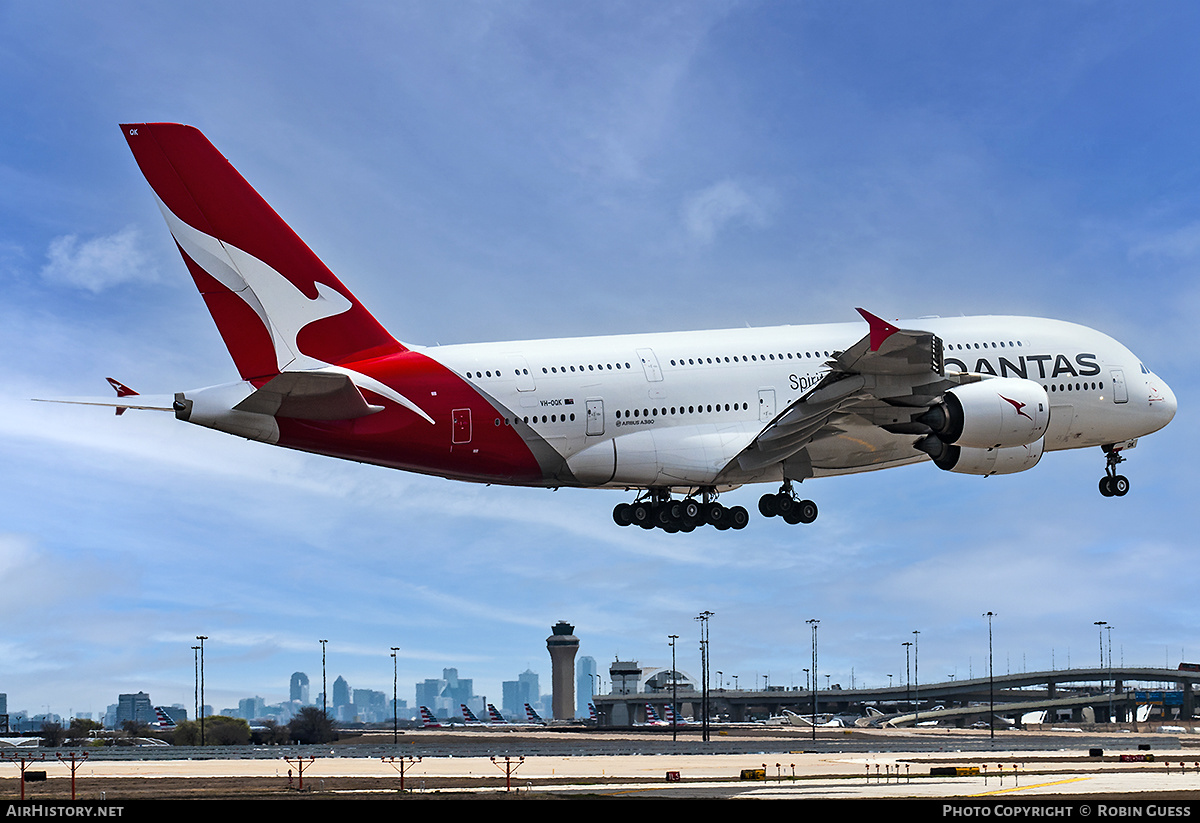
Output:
[{"xmin": 6, "ymin": 626, "xmax": 1195, "ymax": 726}]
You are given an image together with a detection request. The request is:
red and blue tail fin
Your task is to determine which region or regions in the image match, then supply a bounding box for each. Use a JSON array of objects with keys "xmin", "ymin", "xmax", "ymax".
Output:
[
  {"xmin": 419, "ymin": 706, "xmax": 441, "ymax": 728},
  {"xmin": 120, "ymin": 123, "xmax": 404, "ymax": 381}
]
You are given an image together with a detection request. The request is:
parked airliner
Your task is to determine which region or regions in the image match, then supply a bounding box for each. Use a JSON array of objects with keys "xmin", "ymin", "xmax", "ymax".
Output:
[{"xmin": 51, "ymin": 123, "xmax": 1177, "ymax": 532}]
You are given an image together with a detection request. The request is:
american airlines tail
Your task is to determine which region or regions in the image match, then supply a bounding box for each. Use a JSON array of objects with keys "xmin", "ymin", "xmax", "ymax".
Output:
[{"xmin": 120, "ymin": 123, "xmax": 404, "ymax": 379}]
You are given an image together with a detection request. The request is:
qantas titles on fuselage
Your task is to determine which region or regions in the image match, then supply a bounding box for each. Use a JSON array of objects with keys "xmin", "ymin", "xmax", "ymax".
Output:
[{"xmin": 93, "ymin": 123, "xmax": 1175, "ymax": 533}]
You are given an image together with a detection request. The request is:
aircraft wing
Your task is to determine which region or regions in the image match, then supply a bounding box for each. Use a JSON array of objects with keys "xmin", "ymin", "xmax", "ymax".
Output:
[{"xmin": 727, "ymin": 309, "xmax": 966, "ymax": 476}]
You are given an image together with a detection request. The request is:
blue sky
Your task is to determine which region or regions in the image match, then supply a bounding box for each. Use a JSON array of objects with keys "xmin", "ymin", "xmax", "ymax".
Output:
[{"xmin": 2, "ymin": 1, "xmax": 1198, "ymax": 720}]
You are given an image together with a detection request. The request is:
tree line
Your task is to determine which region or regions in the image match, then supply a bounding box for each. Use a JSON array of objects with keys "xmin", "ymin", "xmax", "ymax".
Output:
[{"xmin": 39, "ymin": 707, "xmax": 337, "ymax": 747}]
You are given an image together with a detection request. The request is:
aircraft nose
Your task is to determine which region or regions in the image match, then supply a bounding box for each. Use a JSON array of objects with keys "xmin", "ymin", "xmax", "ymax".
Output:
[{"xmin": 1151, "ymin": 376, "xmax": 1177, "ymax": 424}]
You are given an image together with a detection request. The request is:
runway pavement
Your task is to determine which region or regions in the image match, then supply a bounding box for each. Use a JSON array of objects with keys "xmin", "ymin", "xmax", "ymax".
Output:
[{"xmin": 5, "ymin": 726, "xmax": 1200, "ymax": 802}]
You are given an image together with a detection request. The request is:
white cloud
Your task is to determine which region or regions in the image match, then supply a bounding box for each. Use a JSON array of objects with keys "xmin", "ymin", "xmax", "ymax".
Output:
[
  {"xmin": 40, "ymin": 227, "xmax": 157, "ymax": 292},
  {"xmin": 682, "ymin": 179, "xmax": 773, "ymax": 244}
]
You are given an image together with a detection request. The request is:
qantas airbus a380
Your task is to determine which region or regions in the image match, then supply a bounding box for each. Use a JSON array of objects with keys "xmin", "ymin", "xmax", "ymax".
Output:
[{"xmin": 59, "ymin": 123, "xmax": 1177, "ymax": 532}]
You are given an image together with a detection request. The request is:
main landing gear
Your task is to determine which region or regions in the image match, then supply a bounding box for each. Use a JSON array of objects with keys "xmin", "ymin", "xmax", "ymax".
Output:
[
  {"xmin": 758, "ymin": 480, "xmax": 819, "ymax": 525},
  {"xmin": 1099, "ymin": 444, "xmax": 1130, "ymax": 498},
  {"xmin": 613, "ymin": 489, "xmax": 749, "ymax": 532}
]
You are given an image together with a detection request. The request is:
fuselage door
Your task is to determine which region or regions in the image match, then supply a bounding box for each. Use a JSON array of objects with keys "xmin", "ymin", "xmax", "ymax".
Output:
[
  {"xmin": 1110, "ymin": 369, "xmax": 1128, "ymax": 404},
  {"xmin": 758, "ymin": 389, "xmax": 776, "ymax": 423},
  {"xmin": 636, "ymin": 348, "xmax": 663, "ymax": 382},
  {"xmin": 452, "ymin": 408, "xmax": 472, "ymax": 444},
  {"xmin": 508, "ymin": 355, "xmax": 536, "ymax": 392},
  {"xmin": 586, "ymin": 398, "xmax": 605, "ymax": 436}
]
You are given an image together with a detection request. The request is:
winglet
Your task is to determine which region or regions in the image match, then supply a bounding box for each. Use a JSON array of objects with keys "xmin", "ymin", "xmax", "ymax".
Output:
[
  {"xmin": 856, "ymin": 308, "xmax": 900, "ymax": 352},
  {"xmin": 107, "ymin": 377, "xmax": 137, "ymax": 415},
  {"xmin": 106, "ymin": 377, "xmax": 138, "ymax": 398}
]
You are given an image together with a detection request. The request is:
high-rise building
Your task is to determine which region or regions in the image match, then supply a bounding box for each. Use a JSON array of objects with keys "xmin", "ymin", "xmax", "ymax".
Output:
[
  {"xmin": 442, "ymin": 668, "xmax": 474, "ymax": 705},
  {"xmin": 354, "ymin": 689, "xmax": 387, "ymax": 722},
  {"xmin": 333, "ymin": 676, "xmax": 351, "ymax": 710},
  {"xmin": 238, "ymin": 696, "xmax": 266, "ymax": 721},
  {"xmin": 415, "ymin": 677, "xmax": 446, "ymax": 713},
  {"xmin": 290, "ymin": 672, "xmax": 310, "ymax": 704},
  {"xmin": 547, "ymin": 621, "xmax": 580, "ymax": 721},
  {"xmin": 114, "ymin": 692, "xmax": 156, "ymax": 729},
  {"xmin": 414, "ymin": 669, "xmax": 476, "ymax": 718},
  {"xmin": 520, "ymin": 668, "xmax": 539, "ymax": 698},
  {"xmin": 501, "ymin": 669, "xmax": 539, "ymax": 718},
  {"xmin": 577, "ymin": 655, "xmax": 597, "ymax": 718}
]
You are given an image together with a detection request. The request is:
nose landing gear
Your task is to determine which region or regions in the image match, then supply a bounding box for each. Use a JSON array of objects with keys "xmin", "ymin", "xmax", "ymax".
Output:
[{"xmin": 1099, "ymin": 444, "xmax": 1130, "ymax": 497}]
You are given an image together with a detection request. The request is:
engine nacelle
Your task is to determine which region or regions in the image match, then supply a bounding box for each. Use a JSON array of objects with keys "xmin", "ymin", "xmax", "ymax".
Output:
[
  {"xmin": 920, "ymin": 378, "xmax": 1049, "ymax": 449},
  {"xmin": 917, "ymin": 436, "xmax": 1045, "ymax": 476}
]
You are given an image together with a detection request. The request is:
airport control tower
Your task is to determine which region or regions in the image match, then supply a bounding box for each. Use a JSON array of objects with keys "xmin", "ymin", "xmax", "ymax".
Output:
[{"xmin": 546, "ymin": 621, "xmax": 580, "ymax": 720}]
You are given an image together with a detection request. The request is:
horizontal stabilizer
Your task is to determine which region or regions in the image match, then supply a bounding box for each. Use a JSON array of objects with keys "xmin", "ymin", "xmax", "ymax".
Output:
[
  {"xmin": 33, "ymin": 395, "xmax": 175, "ymax": 413},
  {"xmin": 233, "ymin": 371, "xmax": 383, "ymax": 420}
]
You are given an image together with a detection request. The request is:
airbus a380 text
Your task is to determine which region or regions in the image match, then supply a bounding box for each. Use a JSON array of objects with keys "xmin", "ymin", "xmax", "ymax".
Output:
[{"xmin": 56, "ymin": 123, "xmax": 1176, "ymax": 533}]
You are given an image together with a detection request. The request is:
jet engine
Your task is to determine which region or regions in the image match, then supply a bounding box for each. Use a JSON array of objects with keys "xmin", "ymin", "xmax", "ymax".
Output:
[
  {"xmin": 918, "ymin": 378, "xmax": 1049, "ymax": 450},
  {"xmin": 916, "ymin": 435, "xmax": 1045, "ymax": 476}
]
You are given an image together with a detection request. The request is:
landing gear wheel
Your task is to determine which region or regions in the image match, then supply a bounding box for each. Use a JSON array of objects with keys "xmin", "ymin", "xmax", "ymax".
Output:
[
  {"xmin": 632, "ymin": 502, "xmax": 654, "ymax": 528},
  {"xmin": 703, "ymin": 502, "xmax": 726, "ymax": 527},
  {"xmin": 729, "ymin": 506, "xmax": 749, "ymax": 530},
  {"xmin": 758, "ymin": 494, "xmax": 778, "ymax": 518},
  {"xmin": 613, "ymin": 503, "xmax": 633, "ymax": 526},
  {"xmin": 1099, "ymin": 446, "xmax": 1131, "ymax": 499},
  {"xmin": 655, "ymin": 507, "xmax": 676, "ymax": 529},
  {"xmin": 680, "ymin": 498, "xmax": 701, "ymax": 527},
  {"xmin": 797, "ymin": 499, "xmax": 818, "ymax": 524}
]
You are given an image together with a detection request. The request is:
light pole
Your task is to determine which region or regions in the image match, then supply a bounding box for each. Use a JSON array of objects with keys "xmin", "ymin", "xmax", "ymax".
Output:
[
  {"xmin": 391, "ymin": 647, "xmax": 399, "ymax": 744},
  {"xmin": 807, "ymin": 618, "xmax": 819, "ymax": 741},
  {"xmin": 902, "ymin": 641, "xmax": 912, "ymax": 712},
  {"xmin": 668, "ymin": 634, "xmax": 679, "ymax": 743},
  {"xmin": 912, "ymin": 630, "xmax": 921, "ymax": 726},
  {"xmin": 320, "ymin": 639, "xmax": 329, "ymax": 720},
  {"xmin": 696, "ymin": 612, "xmax": 713, "ymax": 742},
  {"xmin": 191, "ymin": 645, "xmax": 200, "ymax": 725},
  {"xmin": 1106, "ymin": 625, "xmax": 1115, "ymax": 723},
  {"xmin": 983, "ymin": 612, "xmax": 995, "ymax": 741},
  {"xmin": 195, "ymin": 635, "xmax": 207, "ymax": 746}
]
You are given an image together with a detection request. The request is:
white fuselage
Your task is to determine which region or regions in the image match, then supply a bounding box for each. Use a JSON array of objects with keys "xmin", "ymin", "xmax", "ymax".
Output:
[{"xmin": 422, "ymin": 315, "xmax": 1175, "ymax": 491}]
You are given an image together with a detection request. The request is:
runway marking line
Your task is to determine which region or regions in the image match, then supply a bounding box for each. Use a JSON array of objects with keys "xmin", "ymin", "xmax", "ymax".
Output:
[{"xmin": 971, "ymin": 777, "xmax": 1091, "ymax": 796}]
